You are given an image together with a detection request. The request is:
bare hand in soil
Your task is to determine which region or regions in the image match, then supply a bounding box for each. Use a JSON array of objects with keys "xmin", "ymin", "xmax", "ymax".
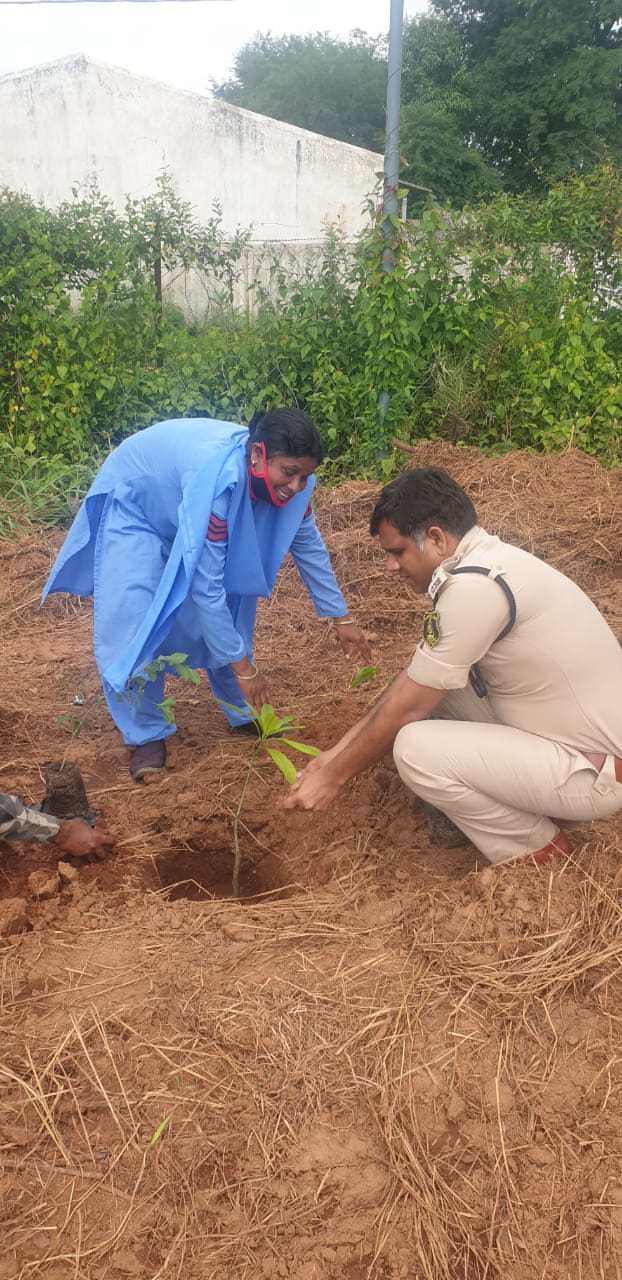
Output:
[
  {"xmin": 281, "ymin": 757, "xmax": 340, "ymax": 812},
  {"xmin": 51, "ymin": 819, "xmax": 116, "ymax": 860},
  {"xmin": 334, "ymin": 623, "xmax": 372, "ymax": 663}
]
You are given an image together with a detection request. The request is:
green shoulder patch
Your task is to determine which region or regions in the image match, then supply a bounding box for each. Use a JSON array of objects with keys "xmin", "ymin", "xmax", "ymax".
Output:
[{"xmin": 422, "ymin": 609, "xmax": 441, "ymax": 648}]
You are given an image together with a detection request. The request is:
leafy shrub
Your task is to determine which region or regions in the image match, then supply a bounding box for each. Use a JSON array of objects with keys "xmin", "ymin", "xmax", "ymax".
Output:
[{"xmin": 0, "ymin": 164, "xmax": 619, "ymax": 485}]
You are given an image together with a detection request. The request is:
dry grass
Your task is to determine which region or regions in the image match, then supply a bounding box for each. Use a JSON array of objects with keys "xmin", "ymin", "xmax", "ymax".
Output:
[{"xmin": 2, "ymin": 846, "xmax": 622, "ymax": 1279}]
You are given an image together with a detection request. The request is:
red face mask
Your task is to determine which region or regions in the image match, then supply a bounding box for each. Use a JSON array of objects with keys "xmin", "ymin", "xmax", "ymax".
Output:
[{"xmin": 249, "ymin": 442, "xmax": 290, "ymax": 507}]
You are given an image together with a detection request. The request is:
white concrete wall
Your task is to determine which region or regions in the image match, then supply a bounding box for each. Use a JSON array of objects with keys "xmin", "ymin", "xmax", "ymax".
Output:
[{"xmin": 0, "ymin": 55, "xmax": 381, "ymax": 242}]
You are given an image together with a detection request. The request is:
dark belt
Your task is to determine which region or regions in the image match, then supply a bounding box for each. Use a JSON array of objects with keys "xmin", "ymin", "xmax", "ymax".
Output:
[{"xmin": 616, "ymin": 757, "xmax": 622, "ymax": 784}]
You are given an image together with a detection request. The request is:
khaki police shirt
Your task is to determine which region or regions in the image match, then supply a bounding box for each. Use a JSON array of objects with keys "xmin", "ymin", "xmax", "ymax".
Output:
[{"xmin": 408, "ymin": 525, "xmax": 622, "ymax": 756}]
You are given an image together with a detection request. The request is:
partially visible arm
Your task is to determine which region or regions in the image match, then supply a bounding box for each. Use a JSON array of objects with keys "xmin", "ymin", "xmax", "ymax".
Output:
[
  {"xmin": 0, "ymin": 793, "xmax": 61, "ymax": 842},
  {"xmin": 289, "ymin": 512, "xmax": 372, "ymax": 661},
  {"xmin": 190, "ymin": 508, "xmax": 247, "ymax": 667},
  {"xmin": 190, "ymin": 497, "xmax": 271, "ymax": 708},
  {"xmin": 0, "ymin": 794, "xmax": 115, "ymax": 860},
  {"xmin": 289, "ymin": 510, "xmax": 348, "ymax": 616},
  {"xmin": 282, "ymin": 672, "xmax": 445, "ymax": 810}
]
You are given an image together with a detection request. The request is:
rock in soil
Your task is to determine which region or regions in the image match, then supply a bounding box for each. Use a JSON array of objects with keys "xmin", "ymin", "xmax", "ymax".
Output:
[
  {"xmin": 57, "ymin": 860, "xmax": 79, "ymax": 884},
  {"xmin": 27, "ymin": 870, "xmax": 60, "ymax": 901}
]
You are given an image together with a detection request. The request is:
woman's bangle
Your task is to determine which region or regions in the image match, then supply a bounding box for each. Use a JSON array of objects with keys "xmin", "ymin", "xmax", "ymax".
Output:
[
  {"xmin": 235, "ymin": 663, "xmax": 259, "ymax": 680},
  {"xmin": 333, "ymin": 617, "xmax": 355, "ymax": 627}
]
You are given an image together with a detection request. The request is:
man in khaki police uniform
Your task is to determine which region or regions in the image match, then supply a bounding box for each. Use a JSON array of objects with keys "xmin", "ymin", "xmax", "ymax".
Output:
[{"xmin": 283, "ymin": 467, "xmax": 622, "ymax": 866}]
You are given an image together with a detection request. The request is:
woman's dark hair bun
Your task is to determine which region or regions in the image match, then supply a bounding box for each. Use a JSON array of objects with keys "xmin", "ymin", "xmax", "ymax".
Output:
[{"xmin": 247, "ymin": 406, "xmax": 324, "ymax": 463}]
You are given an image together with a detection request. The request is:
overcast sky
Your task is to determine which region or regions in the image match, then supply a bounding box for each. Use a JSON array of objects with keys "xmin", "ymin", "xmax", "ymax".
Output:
[{"xmin": 0, "ymin": 0, "xmax": 429, "ymax": 97}]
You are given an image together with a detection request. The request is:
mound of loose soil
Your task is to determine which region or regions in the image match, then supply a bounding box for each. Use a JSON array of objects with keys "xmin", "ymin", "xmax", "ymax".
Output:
[{"xmin": 0, "ymin": 442, "xmax": 621, "ymax": 1279}]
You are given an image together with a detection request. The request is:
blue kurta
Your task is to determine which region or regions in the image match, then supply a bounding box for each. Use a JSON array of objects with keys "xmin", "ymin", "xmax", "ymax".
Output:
[{"xmin": 42, "ymin": 418, "xmax": 347, "ymax": 741}]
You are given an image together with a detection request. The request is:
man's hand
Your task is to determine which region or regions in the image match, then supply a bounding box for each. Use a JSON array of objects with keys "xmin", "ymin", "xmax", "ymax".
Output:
[
  {"xmin": 281, "ymin": 755, "xmax": 342, "ymax": 812},
  {"xmin": 334, "ymin": 623, "xmax": 373, "ymax": 664},
  {"xmin": 281, "ymin": 672, "xmax": 446, "ymax": 813},
  {"xmin": 50, "ymin": 819, "xmax": 116, "ymax": 861}
]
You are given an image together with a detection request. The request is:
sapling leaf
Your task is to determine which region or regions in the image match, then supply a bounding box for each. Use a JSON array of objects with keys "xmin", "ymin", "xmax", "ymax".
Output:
[
  {"xmin": 258, "ymin": 706, "xmax": 284, "ymax": 737},
  {"xmin": 159, "ymin": 695, "xmax": 177, "ymax": 724},
  {"xmin": 177, "ymin": 665, "xmax": 201, "ymax": 684},
  {"xmin": 217, "ymin": 697, "xmax": 255, "ymax": 719},
  {"xmin": 350, "ymin": 665, "xmax": 379, "ymax": 689},
  {"xmin": 279, "ymin": 738, "xmax": 321, "ymax": 757},
  {"xmin": 265, "ymin": 747, "xmax": 298, "ymax": 783}
]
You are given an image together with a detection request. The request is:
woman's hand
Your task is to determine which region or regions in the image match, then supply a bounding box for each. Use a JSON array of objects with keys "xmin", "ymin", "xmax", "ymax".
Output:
[
  {"xmin": 334, "ymin": 621, "xmax": 372, "ymax": 663},
  {"xmin": 231, "ymin": 659, "xmax": 271, "ymax": 713}
]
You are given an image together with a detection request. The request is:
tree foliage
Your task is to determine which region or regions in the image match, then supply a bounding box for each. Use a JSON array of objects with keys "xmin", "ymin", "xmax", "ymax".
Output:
[
  {"xmin": 431, "ymin": 0, "xmax": 622, "ymax": 192},
  {"xmin": 212, "ymin": 4, "xmax": 621, "ymax": 203},
  {"xmin": 399, "ymin": 13, "xmax": 499, "ymax": 206},
  {"xmin": 213, "ymin": 31, "xmax": 387, "ymax": 152}
]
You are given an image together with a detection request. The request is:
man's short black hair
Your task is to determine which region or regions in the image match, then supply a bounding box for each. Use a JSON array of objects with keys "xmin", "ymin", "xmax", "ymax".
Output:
[{"xmin": 370, "ymin": 467, "xmax": 478, "ymax": 540}]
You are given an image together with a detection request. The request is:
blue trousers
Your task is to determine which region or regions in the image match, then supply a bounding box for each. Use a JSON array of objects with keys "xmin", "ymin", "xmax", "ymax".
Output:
[
  {"xmin": 93, "ymin": 493, "xmax": 257, "ymax": 746},
  {"xmin": 102, "ymin": 663, "xmax": 254, "ymax": 746}
]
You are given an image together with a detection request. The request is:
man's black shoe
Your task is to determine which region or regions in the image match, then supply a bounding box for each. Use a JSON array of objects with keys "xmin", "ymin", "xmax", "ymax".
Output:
[{"xmin": 422, "ymin": 802, "xmax": 469, "ymax": 848}]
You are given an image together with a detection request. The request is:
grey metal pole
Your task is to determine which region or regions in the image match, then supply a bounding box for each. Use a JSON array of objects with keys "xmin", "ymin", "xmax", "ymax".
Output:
[
  {"xmin": 378, "ymin": 0, "xmax": 404, "ymax": 421},
  {"xmin": 382, "ymin": 0, "xmax": 404, "ymax": 274}
]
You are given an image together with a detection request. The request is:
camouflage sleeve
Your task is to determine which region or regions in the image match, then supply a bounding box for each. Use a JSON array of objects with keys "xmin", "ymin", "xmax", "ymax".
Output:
[{"xmin": 0, "ymin": 793, "xmax": 60, "ymax": 843}]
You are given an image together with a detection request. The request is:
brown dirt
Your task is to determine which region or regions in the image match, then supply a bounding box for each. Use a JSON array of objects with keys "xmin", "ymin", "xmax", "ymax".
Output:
[{"xmin": 1, "ymin": 441, "xmax": 621, "ymax": 1280}]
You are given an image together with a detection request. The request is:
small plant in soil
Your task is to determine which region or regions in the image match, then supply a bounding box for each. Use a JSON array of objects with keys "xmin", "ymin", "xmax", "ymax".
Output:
[
  {"xmin": 223, "ymin": 701, "xmax": 320, "ymax": 898},
  {"xmin": 125, "ymin": 656, "xmax": 320, "ymax": 896},
  {"xmin": 123, "ymin": 652, "xmax": 201, "ymax": 724}
]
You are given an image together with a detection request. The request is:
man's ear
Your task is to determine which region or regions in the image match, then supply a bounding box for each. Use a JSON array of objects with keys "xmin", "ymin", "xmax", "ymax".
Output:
[
  {"xmin": 427, "ymin": 524, "xmax": 448, "ymax": 552},
  {"xmin": 428, "ymin": 524, "xmax": 460, "ymax": 558}
]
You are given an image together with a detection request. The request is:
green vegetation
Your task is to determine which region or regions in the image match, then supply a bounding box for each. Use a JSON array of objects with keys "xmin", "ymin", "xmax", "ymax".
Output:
[
  {"xmin": 351, "ymin": 666, "xmax": 380, "ymax": 690},
  {"xmin": 0, "ymin": 172, "xmax": 249, "ymax": 461},
  {"xmin": 125, "ymin": 653, "xmax": 202, "ymax": 729},
  {"xmin": 0, "ymin": 161, "xmax": 620, "ymax": 521},
  {"xmin": 0, "ymin": 438, "xmax": 97, "ymax": 536}
]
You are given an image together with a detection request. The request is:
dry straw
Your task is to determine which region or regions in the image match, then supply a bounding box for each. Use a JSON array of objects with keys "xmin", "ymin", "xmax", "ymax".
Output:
[{"xmin": 1, "ymin": 441, "xmax": 621, "ymax": 1278}]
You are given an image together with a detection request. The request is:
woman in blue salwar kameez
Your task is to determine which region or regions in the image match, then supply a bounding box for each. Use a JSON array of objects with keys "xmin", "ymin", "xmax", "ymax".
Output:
[{"xmin": 42, "ymin": 408, "xmax": 370, "ymax": 779}]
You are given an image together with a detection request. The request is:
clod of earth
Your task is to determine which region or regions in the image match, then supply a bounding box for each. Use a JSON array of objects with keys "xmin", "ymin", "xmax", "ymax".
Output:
[{"xmin": 40, "ymin": 760, "xmax": 96, "ymax": 823}]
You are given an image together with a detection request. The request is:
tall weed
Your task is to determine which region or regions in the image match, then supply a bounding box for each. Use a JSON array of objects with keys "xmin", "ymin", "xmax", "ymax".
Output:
[{"xmin": 0, "ymin": 440, "xmax": 96, "ymax": 537}]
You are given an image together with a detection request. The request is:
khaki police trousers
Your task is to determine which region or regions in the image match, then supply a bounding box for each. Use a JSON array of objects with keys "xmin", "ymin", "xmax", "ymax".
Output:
[{"xmin": 393, "ymin": 685, "xmax": 622, "ymax": 863}]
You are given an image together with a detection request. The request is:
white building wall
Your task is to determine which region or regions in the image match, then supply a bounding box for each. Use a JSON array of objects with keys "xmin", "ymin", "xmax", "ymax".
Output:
[{"xmin": 0, "ymin": 55, "xmax": 381, "ymax": 242}]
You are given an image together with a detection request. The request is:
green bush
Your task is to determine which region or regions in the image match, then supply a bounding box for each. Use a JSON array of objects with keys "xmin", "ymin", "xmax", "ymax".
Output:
[{"xmin": 0, "ymin": 164, "xmax": 619, "ymax": 493}]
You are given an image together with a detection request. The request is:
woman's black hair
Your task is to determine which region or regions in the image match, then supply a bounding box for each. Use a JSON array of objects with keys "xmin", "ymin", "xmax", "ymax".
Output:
[
  {"xmin": 247, "ymin": 408, "xmax": 324, "ymax": 464},
  {"xmin": 370, "ymin": 467, "xmax": 478, "ymax": 539}
]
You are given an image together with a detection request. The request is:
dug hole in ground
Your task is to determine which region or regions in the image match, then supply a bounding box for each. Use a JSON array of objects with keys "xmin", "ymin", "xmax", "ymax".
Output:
[{"xmin": 0, "ymin": 440, "xmax": 621, "ymax": 1280}]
